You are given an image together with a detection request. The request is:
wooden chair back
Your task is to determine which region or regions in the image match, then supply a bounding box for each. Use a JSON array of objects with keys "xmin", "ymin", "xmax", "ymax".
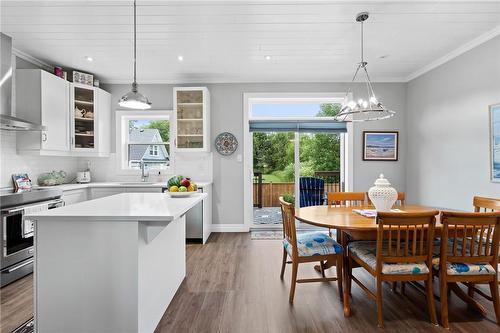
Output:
[
  {"xmin": 473, "ymin": 196, "xmax": 500, "ymax": 212},
  {"xmin": 439, "ymin": 211, "xmax": 500, "ymax": 267},
  {"xmin": 327, "ymin": 192, "xmax": 365, "ymax": 207},
  {"xmin": 375, "ymin": 211, "xmax": 439, "ymax": 272},
  {"xmin": 279, "ymin": 197, "xmax": 298, "ymax": 257},
  {"xmin": 367, "ymin": 192, "xmax": 406, "ymax": 206}
]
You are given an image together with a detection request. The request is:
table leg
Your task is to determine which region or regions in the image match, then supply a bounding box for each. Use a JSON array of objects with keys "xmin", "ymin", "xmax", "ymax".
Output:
[
  {"xmin": 449, "ymin": 283, "xmax": 488, "ymax": 316},
  {"xmin": 339, "ymin": 230, "xmax": 351, "ymax": 316}
]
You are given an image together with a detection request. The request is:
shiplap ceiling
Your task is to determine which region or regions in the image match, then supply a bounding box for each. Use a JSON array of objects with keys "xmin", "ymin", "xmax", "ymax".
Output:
[{"xmin": 1, "ymin": 0, "xmax": 499, "ymax": 83}]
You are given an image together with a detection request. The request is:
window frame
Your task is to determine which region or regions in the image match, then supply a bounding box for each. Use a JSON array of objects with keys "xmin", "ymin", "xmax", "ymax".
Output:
[{"xmin": 116, "ymin": 110, "xmax": 174, "ymax": 175}]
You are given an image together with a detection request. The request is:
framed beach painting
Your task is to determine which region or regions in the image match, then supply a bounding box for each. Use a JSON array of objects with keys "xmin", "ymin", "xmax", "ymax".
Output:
[
  {"xmin": 363, "ymin": 131, "xmax": 399, "ymax": 161},
  {"xmin": 491, "ymin": 103, "xmax": 500, "ymax": 182}
]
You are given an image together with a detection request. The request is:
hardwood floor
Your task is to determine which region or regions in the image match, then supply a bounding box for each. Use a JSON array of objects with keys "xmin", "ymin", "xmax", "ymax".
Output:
[
  {"xmin": 0, "ymin": 274, "xmax": 33, "ymax": 333},
  {"xmin": 1, "ymin": 233, "xmax": 498, "ymax": 332},
  {"xmin": 156, "ymin": 233, "xmax": 500, "ymax": 333}
]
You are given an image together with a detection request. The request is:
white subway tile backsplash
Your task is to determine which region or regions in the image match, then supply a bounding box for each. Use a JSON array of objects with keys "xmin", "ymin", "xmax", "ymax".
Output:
[{"xmin": 0, "ymin": 131, "xmax": 80, "ymax": 188}]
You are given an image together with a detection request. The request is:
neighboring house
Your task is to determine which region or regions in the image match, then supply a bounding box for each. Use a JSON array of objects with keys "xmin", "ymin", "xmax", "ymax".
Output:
[{"xmin": 128, "ymin": 128, "xmax": 169, "ymax": 168}]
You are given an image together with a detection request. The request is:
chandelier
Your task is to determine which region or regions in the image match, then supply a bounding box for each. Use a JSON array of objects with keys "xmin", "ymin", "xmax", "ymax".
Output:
[{"xmin": 335, "ymin": 12, "xmax": 395, "ymax": 122}]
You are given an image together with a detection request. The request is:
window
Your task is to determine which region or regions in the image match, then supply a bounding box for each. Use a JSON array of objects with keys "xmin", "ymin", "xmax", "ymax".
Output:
[
  {"xmin": 117, "ymin": 111, "xmax": 172, "ymax": 172},
  {"xmin": 149, "ymin": 145, "xmax": 159, "ymax": 156}
]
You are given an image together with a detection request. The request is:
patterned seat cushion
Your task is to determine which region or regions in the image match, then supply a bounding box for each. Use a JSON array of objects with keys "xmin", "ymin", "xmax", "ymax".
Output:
[
  {"xmin": 431, "ymin": 239, "xmax": 496, "ymax": 275},
  {"xmin": 348, "ymin": 241, "xmax": 430, "ymax": 275},
  {"xmin": 283, "ymin": 232, "xmax": 343, "ymax": 257}
]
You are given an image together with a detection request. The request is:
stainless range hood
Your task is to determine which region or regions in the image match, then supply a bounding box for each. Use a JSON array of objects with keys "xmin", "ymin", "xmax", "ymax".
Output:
[{"xmin": 0, "ymin": 33, "xmax": 46, "ymax": 131}]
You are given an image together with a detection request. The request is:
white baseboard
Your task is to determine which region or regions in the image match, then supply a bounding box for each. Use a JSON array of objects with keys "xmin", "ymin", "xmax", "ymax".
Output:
[{"xmin": 211, "ymin": 224, "xmax": 249, "ymax": 233}]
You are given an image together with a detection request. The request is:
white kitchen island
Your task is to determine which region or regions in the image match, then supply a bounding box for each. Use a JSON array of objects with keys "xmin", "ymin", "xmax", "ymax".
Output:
[{"xmin": 30, "ymin": 192, "xmax": 206, "ymax": 333}]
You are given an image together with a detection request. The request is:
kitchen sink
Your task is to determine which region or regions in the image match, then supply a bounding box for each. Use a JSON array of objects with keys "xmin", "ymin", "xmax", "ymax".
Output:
[{"xmin": 115, "ymin": 182, "xmax": 159, "ymax": 186}]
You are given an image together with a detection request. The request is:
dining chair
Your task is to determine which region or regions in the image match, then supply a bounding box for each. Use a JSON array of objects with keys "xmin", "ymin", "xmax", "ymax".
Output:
[
  {"xmin": 366, "ymin": 192, "xmax": 406, "ymax": 206},
  {"xmin": 299, "ymin": 177, "xmax": 325, "ymax": 207},
  {"xmin": 279, "ymin": 197, "xmax": 344, "ymax": 303},
  {"xmin": 473, "ymin": 196, "xmax": 500, "ymax": 289},
  {"xmin": 433, "ymin": 211, "xmax": 500, "ymax": 328},
  {"xmin": 474, "ymin": 196, "xmax": 500, "ymax": 212},
  {"xmin": 327, "ymin": 192, "xmax": 365, "ymax": 207},
  {"xmin": 347, "ymin": 211, "xmax": 439, "ymax": 328}
]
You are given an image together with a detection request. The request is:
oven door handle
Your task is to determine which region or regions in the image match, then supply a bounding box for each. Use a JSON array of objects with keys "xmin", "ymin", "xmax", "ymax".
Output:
[{"xmin": 2, "ymin": 259, "xmax": 34, "ymax": 273}]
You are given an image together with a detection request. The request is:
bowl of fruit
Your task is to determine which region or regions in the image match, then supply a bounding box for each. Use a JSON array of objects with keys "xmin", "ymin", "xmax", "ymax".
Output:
[{"xmin": 166, "ymin": 175, "xmax": 198, "ymax": 198}]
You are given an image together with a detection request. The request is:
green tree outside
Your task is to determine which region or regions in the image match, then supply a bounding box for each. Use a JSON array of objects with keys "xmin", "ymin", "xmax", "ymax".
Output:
[{"xmin": 253, "ymin": 103, "xmax": 341, "ymax": 182}]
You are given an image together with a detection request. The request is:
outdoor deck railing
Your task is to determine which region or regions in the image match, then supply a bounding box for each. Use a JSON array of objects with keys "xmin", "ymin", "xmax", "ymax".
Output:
[{"xmin": 253, "ymin": 171, "xmax": 342, "ymax": 208}]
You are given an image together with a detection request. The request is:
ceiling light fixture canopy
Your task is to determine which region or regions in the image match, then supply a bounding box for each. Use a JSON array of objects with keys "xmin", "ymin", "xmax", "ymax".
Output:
[
  {"xmin": 118, "ymin": 0, "xmax": 151, "ymax": 110},
  {"xmin": 335, "ymin": 12, "xmax": 395, "ymax": 122}
]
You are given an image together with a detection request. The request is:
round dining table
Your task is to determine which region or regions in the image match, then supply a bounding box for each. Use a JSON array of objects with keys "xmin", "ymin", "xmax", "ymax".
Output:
[{"xmin": 294, "ymin": 204, "xmax": 461, "ymax": 317}]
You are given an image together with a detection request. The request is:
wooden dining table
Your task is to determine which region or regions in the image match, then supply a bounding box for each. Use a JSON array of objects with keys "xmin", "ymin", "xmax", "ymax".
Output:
[{"xmin": 294, "ymin": 204, "xmax": 486, "ymax": 318}]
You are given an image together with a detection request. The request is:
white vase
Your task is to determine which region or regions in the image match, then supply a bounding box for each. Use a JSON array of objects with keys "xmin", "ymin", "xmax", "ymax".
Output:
[{"xmin": 368, "ymin": 174, "xmax": 398, "ymax": 212}]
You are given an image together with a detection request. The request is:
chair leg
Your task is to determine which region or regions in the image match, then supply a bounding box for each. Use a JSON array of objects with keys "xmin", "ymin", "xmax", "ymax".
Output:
[
  {"xmin": 289, "ymin": 261, "xmax": 298, "ymax": 303},
  {"xmin": 319, "ymin": 261, "xmax": 326, "ymax": 278},
  {"xmin": 336, "ymin": 255, "xmax": 343, "ymax": 301},
  {"xmin": 468, "ymin": 283, "xmax": 475, "ymax": 298},
  {"xmin": 280, "ymin": 248, "xmax": 287, "ymax": 280},
  {"xmin": 391, "ymin": 282, "xmax": 397, "ymax": 292},
  {"xmin": 347, "ymin": 256, "xmax": 353, "ymax": 295},
  {"xmin": 401, "ymin": 281, "xmax": 406, "ymax": 295},
  {"xmin": 425, "ymin": 277, "xmax": 438, "ymax": 325},
  {"xmin": 376, "ymin": 278, "xmax": 384, "ymax": 328},
  {"xmin": 440, "ymin": 276, "xmax": 449, "ymax": 329},
  {"xmin": 489, "ymin": 279, "xmax": 500, "ymax": 326}
]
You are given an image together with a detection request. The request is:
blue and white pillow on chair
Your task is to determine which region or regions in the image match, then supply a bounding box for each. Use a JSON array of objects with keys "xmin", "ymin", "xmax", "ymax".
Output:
[{"xmin": 283, "ymin": 232, "xmax": 343, "ymax": 257}]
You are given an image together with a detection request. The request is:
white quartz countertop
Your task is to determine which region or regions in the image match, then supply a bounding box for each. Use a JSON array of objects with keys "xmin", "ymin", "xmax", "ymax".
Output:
[
  {"xmin": 37, "ymin": 181, "xmax": 212, "ymax": 191},
  {"xmin": 29, "ymin": 192, "xmax": 207, "ymax": 221}
]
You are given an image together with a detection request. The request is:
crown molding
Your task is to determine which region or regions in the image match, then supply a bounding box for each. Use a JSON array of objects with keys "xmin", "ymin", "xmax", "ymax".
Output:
[
  {"xmin": 100, "ymin": 76, "xmax": 407, "ymax": 85},
  {"xmin": 406, "ymin": 25, "xmax": 500, "ymax": 82},
  {"xmin": 12, "ymin": 48, "xmax": 52, "ymax": 71}
]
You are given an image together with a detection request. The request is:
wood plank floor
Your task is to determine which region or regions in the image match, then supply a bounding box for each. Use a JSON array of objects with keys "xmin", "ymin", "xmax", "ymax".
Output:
[
  {"xmin": 1, "ymin": 233, "xmax": 499, "ymax": 333},
  {"xmin": 156, "ymin": 233, "xmax": 500, "ymax": 333},
  {"xmin": 1, "ymin": 274, "xmax": 33, "ymax": 333}
]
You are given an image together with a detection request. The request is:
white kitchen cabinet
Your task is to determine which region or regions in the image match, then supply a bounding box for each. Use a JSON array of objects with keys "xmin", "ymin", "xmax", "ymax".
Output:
[
  {"xmin": 16, "ymin": 69, "xmax": 70, "ymax": 154},
  {"xmin": 62, "ymin": 188, "xmax": 88, "ymax": 206},
  {"xmin": 173, "ymin": 87, "xmax": 210, "ymax": 152},
  {"xmin": 201, "ymin": 184, "xmax": 212, "ymax": 243},
  {"xmin": 16, "ymin": 70, "xmax": 111, "ymax": 157},
  {"xmin": 126, "ymin": 187, "xmax": 162, "ymax": 193},
  {"xmin": 70, "ymin": 83, "xmax": 111, "ymax": 157},
  {"xmin": 90, "ymin": 188, "xmax": 125, "ymax": 200},
  {"xmin": 96, "ymin": 88, "xmax": 111, "ymax": 155}
]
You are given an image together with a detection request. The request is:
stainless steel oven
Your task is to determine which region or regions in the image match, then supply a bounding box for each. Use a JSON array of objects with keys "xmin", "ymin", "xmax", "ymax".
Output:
[{"xmin": 0, "ymin": 188, "xmax": 63, "ymax": 287}]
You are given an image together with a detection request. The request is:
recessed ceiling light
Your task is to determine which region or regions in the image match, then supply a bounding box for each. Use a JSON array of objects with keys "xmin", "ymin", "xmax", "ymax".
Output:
[
  {"xmin": 85, "ymin": 56, "xmax": 93, "ymax": 62},
  {"xmin": 177, "ymin": 55, "xmax": 184, "ymax": 62},
  {"xmin": 265, "ymin": 55, "xmax": 271, "ymax": 60}
]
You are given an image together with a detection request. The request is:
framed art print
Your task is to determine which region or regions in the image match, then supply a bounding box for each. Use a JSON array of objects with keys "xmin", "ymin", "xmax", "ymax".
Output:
[
  {"xmin": 490, "ymin": 103, "xmax": 500, "ymax": 182},
  {"xmin": 363, "ymin": 131, "xmax": 399, "ymax": 161}
]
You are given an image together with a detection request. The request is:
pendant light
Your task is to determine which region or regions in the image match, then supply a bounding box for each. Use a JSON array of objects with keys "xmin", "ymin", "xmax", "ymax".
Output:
[
  {"xmin": 335, "ymin": 12, "xmax": 394, "ymax": 122},
  {"xmin": 118, "ymin": 0, "xmax": 151, "ymax": 110}
]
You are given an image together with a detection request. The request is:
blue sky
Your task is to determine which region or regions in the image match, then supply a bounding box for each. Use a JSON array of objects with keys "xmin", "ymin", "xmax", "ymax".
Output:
[
  {"xmin": 130, "ymin": 119, "xmax": 152, "ymax": 127},
  {"xmin": 251, "ymin": 103, "xmax": 322, "ymax": 117},
  {"xmin": 365, "ymin": 133, "xmax": 396, "ymax": 147}
]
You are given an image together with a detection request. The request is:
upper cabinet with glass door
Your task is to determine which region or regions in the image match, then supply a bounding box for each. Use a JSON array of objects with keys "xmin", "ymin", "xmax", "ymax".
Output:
[
  {"xmin": 174, "ymin": 87, "xmax": 210, "ymax": 152},
  {"xmin": 69, "ymin": 83, "xmax": 111, "ymax": 156},
  {"xmin": 70, "ymin": 83, "xmax": 97, "ymax": 151}
]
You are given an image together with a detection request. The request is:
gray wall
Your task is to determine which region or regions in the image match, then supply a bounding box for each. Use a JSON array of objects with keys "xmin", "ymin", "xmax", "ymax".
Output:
[
  {"xmin": 406, "ymin": 36, "xmax": 500, "ymax": 210},
  {"xmin": 104, "ymin": 82, "xmax": 407, "ymax": 225}
]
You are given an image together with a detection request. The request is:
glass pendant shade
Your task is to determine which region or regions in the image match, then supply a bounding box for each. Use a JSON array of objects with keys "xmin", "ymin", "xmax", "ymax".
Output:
[
  {"xmin": 118, "ymin": 83, "xmax": 151, "ymax": 110},
  {"xmin": 335, "ymin": 12, "xmax": 395, "ymax": 122},
  {"xmin": 118, "ymin": 0, "xmax": 152, "ymax": 109}
]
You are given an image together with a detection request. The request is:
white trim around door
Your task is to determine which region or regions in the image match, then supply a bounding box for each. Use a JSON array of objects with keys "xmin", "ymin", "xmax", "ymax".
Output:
[{"xmin": 243, "ymin": 92, "xmax": 352, "ymax": 231}]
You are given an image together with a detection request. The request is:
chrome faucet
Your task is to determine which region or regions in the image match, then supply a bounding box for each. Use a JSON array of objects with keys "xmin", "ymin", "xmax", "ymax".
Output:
[{"xmin": 140, "ymin": 160, "xmax": 149, "ymax": 182}]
